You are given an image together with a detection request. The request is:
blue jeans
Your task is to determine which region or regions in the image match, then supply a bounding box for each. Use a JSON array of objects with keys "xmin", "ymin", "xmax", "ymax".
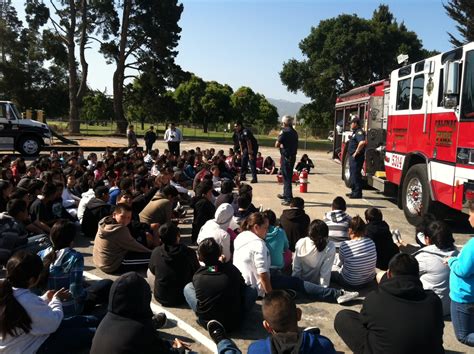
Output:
[
  {"xmin": 241, "ymin": 149, "xmax": 258, "ymax": 181},
  {"xmin": 271, "ymin": 273, "xmax": 341, "ymax": 302},
  {"xmin": 183, "ymin": 282, "xmax": 257, "ymax": 316},
  {"xmin": 217, "ymin": 338, "xmax": 242, "ymax": 354},
  {"xmin": 37, "ymin": 315, "xmax": 98, "ymax": 354},
  {"xmin": 349, "ymin": 155, "xmax": 364, "ymax": 197},
  {"xmin": 280, "ymin": 155, "xmax": 296, "ymax": 201},
  {"xmin": 451, "ymin": 300, "xmax": 474, "ymax": 346}
]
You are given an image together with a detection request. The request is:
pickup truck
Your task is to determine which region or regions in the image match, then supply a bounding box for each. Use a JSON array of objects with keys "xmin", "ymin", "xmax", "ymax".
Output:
[{"xmin": 0, "ymin": 101, "xmax": 52, "ymax": 156}]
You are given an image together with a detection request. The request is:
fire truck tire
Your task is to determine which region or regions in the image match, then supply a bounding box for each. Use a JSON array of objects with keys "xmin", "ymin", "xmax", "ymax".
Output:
[
  {"xmin": 17, "ymin": 136, "xmax": 41, "ymax": 156},
  {"xmin": 402, "ymin": 164, "xmax": 432, "ymax": 226},
  {"xmin": 342, "ymin": 153, "xmax": 351, "ymax": 188}
]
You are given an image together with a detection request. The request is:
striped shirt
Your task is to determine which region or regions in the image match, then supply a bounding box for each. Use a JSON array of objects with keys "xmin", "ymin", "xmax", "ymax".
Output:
[
  {"xmin": 339, "ymin": 237, "xmax": 377, "ymax": 286},
  {"xmin": 324, "ymin": 210, "xmax": 352, "ymax": 248}
]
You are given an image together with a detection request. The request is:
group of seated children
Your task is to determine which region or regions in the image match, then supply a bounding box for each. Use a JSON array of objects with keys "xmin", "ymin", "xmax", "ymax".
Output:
[{"xmin": 0, "ymin": 143, "xmax": 473, "ymax": 353}]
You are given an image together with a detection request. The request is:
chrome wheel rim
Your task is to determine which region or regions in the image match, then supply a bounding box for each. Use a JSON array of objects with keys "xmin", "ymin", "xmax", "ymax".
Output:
[{"xmin": 406, "ymin": 177, "xmax": 423, "ymax": 215}]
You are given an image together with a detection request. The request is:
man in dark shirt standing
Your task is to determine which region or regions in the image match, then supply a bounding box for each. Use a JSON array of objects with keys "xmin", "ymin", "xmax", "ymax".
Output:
[
  {"xmin": 143, "ymin": 126, "xmax": 157, "ymax": 154},
  {"xmin": 275, "ymin": 115, "xmax": 298, "ymax": 206},
  {"xmin": 346, "ymin": 115, "xmax": 366, "ymax": 199},
  {"xmin": 234, "ymin": 121, "xmax": 259, "ymax": 183}
]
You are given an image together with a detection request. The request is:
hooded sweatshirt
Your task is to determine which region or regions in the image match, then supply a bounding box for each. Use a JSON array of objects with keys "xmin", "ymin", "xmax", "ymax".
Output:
[
  {"xmin": 292, "ymin": 238, "xmax": 336, "ymax": 287},
  {"xmin": 279, "ymin": 208, "xmax": 310, "ymax": 252},
  {"xmin": 77, "ymin": 188, "xmax": 95, "ymax": 223},
  {"xmin": 197, "ymin": 203, "xmax": 233, "ymax": 261},
  {"xmin": 233, "ymin": 230, "xmax": 271, "ymax": 297},
  {"xmin": 265, "ymin": 225, "xmax": 289, "ymax": 269},
  {"xmin": 414, "ymin": 244, "xmax": 459, "ymax": 315},
  {"xmin": 323, "ymin": 210, "xmax": 351, "ymax": 248},
  {"xmin": 93, "ymin": 216, "xmax": 151, "ymax": 274},
  {"xmin": 361, "ymin": 275, "xmax": 444, "ymax": 354},
  {"xmin": 139, "ymin": 192, "xmax": 172, "ymax": 225},
  {"xmin": 148, "ymin": 243, "xmax": 199, "ymax": 306},
  {"xmin": 90, "ymin": 272, "xmax": 184, "ymax": 354},
  {"xmin": 81, "ymin": 197, "xmax": 113, "ymax": 238},
  {"xmin": 248, "ymin": 329, "xmax": 336, "ymax": 354},
  {"xmin": 366, "ymin": 220, "xmax": 399, "ymax": 271}
]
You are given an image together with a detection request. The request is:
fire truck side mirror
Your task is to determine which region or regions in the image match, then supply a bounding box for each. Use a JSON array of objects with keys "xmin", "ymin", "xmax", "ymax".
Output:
[{"xmin": 443, "ymin": 61, "xmax": 460, "ymax": 109}]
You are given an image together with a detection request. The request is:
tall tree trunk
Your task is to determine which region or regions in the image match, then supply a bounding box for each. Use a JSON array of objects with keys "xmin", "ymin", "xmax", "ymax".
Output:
[
  {"xmin": 67, "ymin": 0, "xmax": 79, "ymax": 134},
  {"xmin": 76, "ymin": 0, "xmax": 88, "ymax": 103},
  {"xmin": 113, "ymin": 0, "xmax": 131, "ymax": 134}
]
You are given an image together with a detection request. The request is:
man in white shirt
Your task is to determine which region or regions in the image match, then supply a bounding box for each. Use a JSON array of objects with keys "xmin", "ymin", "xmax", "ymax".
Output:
[{"xmin": 164, "ymin": 122, "xmax": 183, "ymax": 156}]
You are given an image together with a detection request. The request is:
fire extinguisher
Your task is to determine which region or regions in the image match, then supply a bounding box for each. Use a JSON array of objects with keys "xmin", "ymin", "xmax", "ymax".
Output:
[{"xmin": 299, "ymin": 169, "xmax": 308, "ymax": 193}]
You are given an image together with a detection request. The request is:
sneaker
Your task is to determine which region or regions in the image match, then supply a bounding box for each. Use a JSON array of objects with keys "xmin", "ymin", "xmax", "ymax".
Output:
[
  {"xmin": 277, "ymin": 194, "xmax": 285, "ymax": 199},
  {"xmin": 337, "ymin": 290, "xmax": 359, "ymax": 304},
  {"xmin": 151, "ymin": 313, "xmax": 167, "ymax": 329},
  {"xmin": 207, "ymin": 320, "xmax": 227, "ymax": 344},
  {"xmin": 391, "ymin": 229, "xmax": 402, "ymax": 244},
  {"xmin": 281, "ymin": 200, "xmax": 291, "ymax": 206}
]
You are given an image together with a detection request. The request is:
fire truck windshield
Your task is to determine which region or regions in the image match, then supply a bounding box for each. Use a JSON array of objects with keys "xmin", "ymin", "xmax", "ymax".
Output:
[{"xmin": 461, "ymin": 50, "xmax": 474, "ymax": 120}]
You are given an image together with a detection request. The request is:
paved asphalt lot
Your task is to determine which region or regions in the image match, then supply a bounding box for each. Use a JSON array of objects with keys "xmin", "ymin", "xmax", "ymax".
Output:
[{"xmin": 7, "ymin": 136, "xmax": 473, "ymax": 353}]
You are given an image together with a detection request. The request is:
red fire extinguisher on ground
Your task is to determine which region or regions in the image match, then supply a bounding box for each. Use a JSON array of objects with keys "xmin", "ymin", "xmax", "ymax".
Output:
[{"xmin": 299, "ymin": 169, "xmax": 308, "ymax": 193}]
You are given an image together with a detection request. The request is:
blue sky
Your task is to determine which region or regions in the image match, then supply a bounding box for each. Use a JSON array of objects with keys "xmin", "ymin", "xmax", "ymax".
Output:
[{"xmin": 12, "ymin": 0, "xmax": 459, "ymax": 103}]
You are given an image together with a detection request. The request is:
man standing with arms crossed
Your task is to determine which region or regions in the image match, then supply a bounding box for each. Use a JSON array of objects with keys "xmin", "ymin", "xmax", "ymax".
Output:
[
  {"xmin": 164, "ymin": 122, "xmax": 183, "ymax": 156},
  {"xmin": 276, "ymin": 116, "xmax": 298, "ymax": 206},
  {"xmin": 234, "ymin": 121, "xmax": 259, "ymax": 183},
  {"xmin": 346, "ymin": 115, "xmax": 366, "ymax": 199}
]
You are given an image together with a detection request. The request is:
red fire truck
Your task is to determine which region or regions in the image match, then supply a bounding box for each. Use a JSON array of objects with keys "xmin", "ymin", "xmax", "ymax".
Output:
[{"xmin": 332, "ymin": 42, "xmax": 474, "ymax": 225}]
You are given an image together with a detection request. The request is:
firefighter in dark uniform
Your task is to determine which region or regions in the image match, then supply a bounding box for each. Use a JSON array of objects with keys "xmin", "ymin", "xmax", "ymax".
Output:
[
  {"xmin": 234, "ymin": 121, "xmax": 259, "ymax": 183},
  {"xmin": 346, "ymin": 115, "xmax": 366, "ymax": 199}
]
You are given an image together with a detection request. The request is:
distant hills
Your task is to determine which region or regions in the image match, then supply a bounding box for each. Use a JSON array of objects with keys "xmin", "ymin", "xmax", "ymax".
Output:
[{"xmin": 267, "ymin": 98, "xmax": 305, "ymax": 118}]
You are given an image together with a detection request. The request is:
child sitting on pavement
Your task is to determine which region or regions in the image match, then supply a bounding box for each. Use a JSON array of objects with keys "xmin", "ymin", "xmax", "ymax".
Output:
[
  {"xmin": 248, "ymin": 290, "xmax": 336, "ymax": 354},
  {"xmin": 184, "ymin": 238, "xmax": 257, "ymax": 331}
]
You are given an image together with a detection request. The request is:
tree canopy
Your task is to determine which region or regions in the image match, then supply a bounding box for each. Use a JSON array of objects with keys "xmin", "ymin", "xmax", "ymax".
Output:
[
  {"xmin": 280, "ymin": 5, "xmax": 434, "ymax": 128},
  {"xmin": 444, "ymin": 0, "xmax": 474, "ymax": 46}
]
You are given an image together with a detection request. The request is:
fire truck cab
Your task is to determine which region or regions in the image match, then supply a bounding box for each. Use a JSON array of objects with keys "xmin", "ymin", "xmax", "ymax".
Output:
[{"xmin": 333, "ymin": 42, "xmax": 474, "ymax": 225}]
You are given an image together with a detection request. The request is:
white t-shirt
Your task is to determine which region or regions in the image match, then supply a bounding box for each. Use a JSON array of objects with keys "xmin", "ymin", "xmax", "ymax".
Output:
[
  {"xmin": 164, "ymin": 128, "xmax": 182, "ymax": 142},
  {"xmin": 233, "ymin": 230, "xmax": 271, "ymax": 296}
]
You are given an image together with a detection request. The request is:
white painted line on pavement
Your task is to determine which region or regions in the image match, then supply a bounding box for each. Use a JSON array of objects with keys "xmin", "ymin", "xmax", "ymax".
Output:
[{"xmin": 83, "ymin": 271, "xmax": 217, "ymax": 354}]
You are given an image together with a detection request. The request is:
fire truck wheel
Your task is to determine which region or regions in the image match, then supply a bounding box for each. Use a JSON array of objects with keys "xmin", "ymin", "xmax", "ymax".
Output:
[
  {"xmin": 342, "ymin": 154, "xmax": 351, "ymax": 188},
  {"xmin": 402, "ymin": 164, "xmax": 432, "ymax": 225}
]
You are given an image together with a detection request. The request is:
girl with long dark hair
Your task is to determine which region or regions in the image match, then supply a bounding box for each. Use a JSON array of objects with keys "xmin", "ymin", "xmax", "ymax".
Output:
[{"xmin": 0, "ymin": 251, "xmax": 98, "ymax": 353}]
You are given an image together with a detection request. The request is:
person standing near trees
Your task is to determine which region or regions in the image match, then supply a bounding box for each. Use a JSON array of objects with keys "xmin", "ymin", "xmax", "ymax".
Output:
[
  {"xmin": 127, "ymin": 125, "xmax": 138, "ymax": 149},
  {"xmin": 234, "ymin": 121, "xmax": 259, "ymax": 184},
  {"xmin": 346, "ymin": 115, "xmax": 366, "ymax": 199},
  {"xmin": 275, "ymin": 115, "xmax": 298, "ymax": 206},
  {"xmin": 164, "ymin": 123, "xmax": 183, "ymax": 156},
  {"xmin": 144, "ymin": 126, "xmax": 157, "ymax": 154}
]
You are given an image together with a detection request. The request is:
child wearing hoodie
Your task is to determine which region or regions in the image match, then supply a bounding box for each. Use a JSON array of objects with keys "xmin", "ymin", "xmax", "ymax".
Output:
[
  {"xmin": 197, "ymin": 203, "xmax": 234, "ymax": 262},
  {"xmin": 93, "ymin": 203, "xmax": 151, "ymax": 274},
  {"xmin": 90, "ymin": 272, "xmax": 189, "ymax": 354},
  {"xmin": 248, "ymin": 290, "xmax": 336, "ymax": 354},
  {"xmin": 414, "ymin": 220, "xmax": 458, "ymax": 316},
  {"xmin": 448, "ymin": 200, "xmax": 474, "ymax": 346},
  {"xmin": 263, "ymin": 209, "xmax": 289, "ymax": 271},
  {"xmin": 279, "ymin": 197, "xmax": 310, "ymax": 252},
  {"xmin": 364, "ymin": 207, "xmax": 399, "ymax": 271},
  {"xmin": 148, "ymin": 222, "xmax": 200, "ymax": 307},
  {"xmin": 323, "ymin": 197, "xmax": 352, "ymax": 249},
  {"xmin": 293, "ymin": 220, "xmax": 336, "ymax": 287}
]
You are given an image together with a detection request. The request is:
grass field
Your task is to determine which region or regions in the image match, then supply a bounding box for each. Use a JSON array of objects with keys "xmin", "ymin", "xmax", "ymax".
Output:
[{"xmin": 48, "ymin": 121, "xmax": 332, "ymax": 151}]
